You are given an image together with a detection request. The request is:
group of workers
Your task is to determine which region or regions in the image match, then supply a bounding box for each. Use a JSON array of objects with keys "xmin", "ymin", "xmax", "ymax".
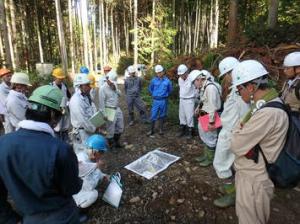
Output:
[{"xmin": 0, "ymin": 50, "xmax": 299, "ymax": 224}]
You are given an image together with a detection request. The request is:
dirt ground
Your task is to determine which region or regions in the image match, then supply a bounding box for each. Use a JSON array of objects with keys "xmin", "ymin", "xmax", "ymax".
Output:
[{"xmin": 86, "ymin": 84, "xmax": 300, "ymax": 224}]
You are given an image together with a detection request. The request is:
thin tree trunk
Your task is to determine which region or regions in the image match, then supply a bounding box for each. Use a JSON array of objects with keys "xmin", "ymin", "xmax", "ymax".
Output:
[
  {"xmin": 133, "ymin": 0, "xmax": 138, "ymax": 66},
  {"xmin": 0, "ymin": 34, "xmax": 4, "ymax": 63},
  {"xmin": 0, "ymin": 0, "xmax": 12, "ymax": 67},
  {"xmin": 92, "ymin": 7, "xmax": 97, "ymax": 72},
  {"xmin": 111, "ymin": 6, "xmax": 116, "ymax": 62},
  {"xmin": 8, "ymin": 0, "xmax": 18, "ymax": 68},
  {"xmin": 98, "ymin": 0, "xmax": 103, "ymax": 71},
  {"xmin": 101, "ymin": 1, "xmax": 107, "ymax": 65},
  {"xmin": 123, "ymin": 10, "xmax": 129, "ymax": 55},
  {"xmin": 211, "ymin": 0, "xmax": 219, "ymax": 48},
  {"xmin": 150, "ymin": 0, "xmax": 155, "ymax": 66},
  {"xmin": 80, "ymin": 0, "xmax": 90, "ymax": 68},
  {"xmin": 55, "ymin": 0, "xmax": 68, "ymax": 74},
  {"xmin": 4, "ymin": 0, "xmax": 14, "ymax": 68},
  {"xmin": 34, "ymin": 0, "xmax": 44, "ymax": 63},
  {"xmin": 267, "ymin": 0, "xmax": 279, "ymax": 29},
  {"xmin": 68, "ymin": 0, "xmax": 75, "ymax": 74},
  {"xmin": 20, "ymin": 0, "xmax": 28, "ymax": 70},
  {"xmin": 228, "ymin": 0, "xmax": 238, "ymax": 46}
]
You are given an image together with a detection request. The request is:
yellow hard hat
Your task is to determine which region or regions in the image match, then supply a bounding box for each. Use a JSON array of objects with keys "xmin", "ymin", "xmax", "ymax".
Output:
[
  {"xmin": 88, "ymin": 74, "xmax": 96, "ymax": 88},
  {"xmin": 52, "ymin": 68, "xmax": 66, "ymax": 79}
]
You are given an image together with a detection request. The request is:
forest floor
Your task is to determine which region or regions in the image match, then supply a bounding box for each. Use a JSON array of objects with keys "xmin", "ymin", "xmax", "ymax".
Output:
[{"xmin": 86, "ymin": 83, "xmax": 300, "ymax": 224}]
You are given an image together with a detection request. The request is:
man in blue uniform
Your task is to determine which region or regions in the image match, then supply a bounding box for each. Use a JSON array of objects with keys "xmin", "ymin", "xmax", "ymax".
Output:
[
  {"xmin": 147, "ymin": 65, "xmax": 173, "ymax": 136},
  {"xmin": 0, "ymin": 85, "xmax": 82, "ymax": 224}
]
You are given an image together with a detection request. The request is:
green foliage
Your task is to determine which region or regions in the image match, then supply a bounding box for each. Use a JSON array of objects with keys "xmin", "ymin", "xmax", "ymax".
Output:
[
  {"xmin": 116, "ymin": 55, "xmax": 133, "ymax": 76},
  {"xmin": 202, "ymin": 52, "xmax": 220, "ymax": 70}
]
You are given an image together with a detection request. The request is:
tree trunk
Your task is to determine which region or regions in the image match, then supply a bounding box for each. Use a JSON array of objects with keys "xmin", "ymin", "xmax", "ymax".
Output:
[
  {"xmin": 210, "ymin": 0, "xmax": 219, "ymax": 48},
  {"xmin": 227, "ymin": 0, "xmax": 238, "ymax": 46},
  {"xmin": 98, "ymin": 0, "xmax": 104, "ymax": 71},
  {"xmin": 55, "ymin": 0, "xmax": 68, "ymax": 75},
  {"xmin": 92, "ymin": 7, "xmax": 97, "ymax": 72},
  {"xmin": 68, "ymin": 0, "xmax": 75, "ymax": 74},
  {"xmin": 8, "ymin": 0, "xmax": 19, "ymax": 68},
  {"xmin": 267, "ymin": 0, "xmax": 278, "ymax": 29},
  {"xmin": 4, "ymin": 0, "xmax": 15, "ymax": 69},
  {"xmin": 150, "ymin": 0, "xmax": 155, "ymax": 66},
  {"xmin": 123, "ymin": 10, "xmax": 129, "ymax": 55},
  {"xmin": 111, "ymin": 6, "xmax": 116, "ymax": 63},
  {"xmin": 0, "ymin": 34, "xmax": 4, "ymax": 64},
  {"xmin": 80, "ymin": 0, "xmax": 90, "ymax": 68},
  {"xmin": 0, "ymin": 0, "xmax": 12, "ymax": 67},
  {"xmin": 101, "ymin": 1, "xmax": 107, "ymax": 66},
  {"xmin": 34, "ymin": 0, "xmax": 44, "ymax": 63},
  {"xmin": 133, "ymin": 0, "xmax": 138, "ymax": 66}
]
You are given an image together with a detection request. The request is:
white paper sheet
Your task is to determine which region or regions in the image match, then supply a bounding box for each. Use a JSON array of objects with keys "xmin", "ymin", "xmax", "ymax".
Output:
[{"xmin": 125, "ymin": 149, "xmax": 180, "ymax": 179}]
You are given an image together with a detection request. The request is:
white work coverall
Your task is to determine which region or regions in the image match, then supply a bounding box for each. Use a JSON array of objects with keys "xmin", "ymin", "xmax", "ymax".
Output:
[
  {"xmin": 213, "ymin": 87, "xmax": 249, "ymax": 179},
  {"xmin": 178, "ymin": 75, "xmax": 197, "ymax": 128},
  {"xmin": 231, "ymin": 98, "xmax": 288, "ymax": 224},
  {"xmin": 198, "ymin": 80, "xmax": 221, "ymax": 148},
  {"xmin": 52, "ymin": 82, "xmax": 71, "ymax": 133},
  {"xmin": 5, "ymin": 90, "xmax": 29, "ymax": 133},
  {"xmin": 0, "ymin": 82, "xmax": 10, "ymax": 132},
  {"xmin": 99, "ymin": 82, "xmax": 124, "ymax": 138},
  {"xmin": 73, "ymin": 151, "xmax": 105, "ymax": 208},
  {"xmin": 69, "ymin": 90, "xmax": 96, "ymax": 152}
]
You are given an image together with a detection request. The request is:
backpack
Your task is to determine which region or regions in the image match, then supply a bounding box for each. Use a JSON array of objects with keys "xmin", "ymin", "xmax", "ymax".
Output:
[
  {"xmin": 203, "ymin": 82, "xmax": 224, "ymax": 112},
  {"xmin": 255, "ymin": 101, "xmax": 300, "ymax": 188}
]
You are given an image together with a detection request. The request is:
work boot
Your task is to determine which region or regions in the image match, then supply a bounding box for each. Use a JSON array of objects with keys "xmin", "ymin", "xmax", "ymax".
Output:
[
  {"xmin": 213, "ymin": 192, "xmax": 236, "ymax": 208},
  {"xmin": 107, "ymin": 138, "xmax": 114, "ymax": 149},
  {"xmin": 176, "ymin": 125, "xmax": 186, "ymax": 137},
  {"xmin": 129, "ymin": 113, "xmax": 134, "ymax": 126},
  {"xmin": 113, "ymin": 133, "xmax": 123, "ymax": 148},
  {"xmin": 186, "ymin": 127, "xmax": 193, "ymax": 139},
  {"xmin": 199, "ymin": 148, "xmax": 215, "ymax": 167},
  {"xmin": 159, "ymin": 118, "xmax": 164, "ymax": 135},
  {"xmin": 218, "ymin": 183, "xmax": 235, "ymax": 195},
  {"xmin": 147, "ymin": 121, "xmax": 155, "ymax": 137},
  {"xmin": 129, "ymin": 121, "xmax": 134, "ymax": 126},
  {"xmin": 195, "ymin": 146, "xmax": 208, "ymax": 162}
]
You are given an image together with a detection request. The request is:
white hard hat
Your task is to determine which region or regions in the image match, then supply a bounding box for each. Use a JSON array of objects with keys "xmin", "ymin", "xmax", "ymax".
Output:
[
  {"xmin": 127, "ymin": 65, "xmax": 136, "ymax": 74},
  {"xmin": 154, "ymin": 65, "xmax": 164, "ymax": 73},
  {"xmin": 11, "ymin": 72, "xmax": 31, "ymax": 86},
  {"xmin": 283, "ymin": 52, "xmax": 300, "ymax": 67},
  {"xmin": 189, "ymin": 70, "xmax": 202, "ymax": 83},
  {"xmin": 231, "ymin": 60, "xmax": 268, "ymax": 87},
  {"xmin": 218, "ymin": 57, "xmax": 239, "ymax": 77},
  {"xmin": 177, "ymin": 64, "xmax": 188, "ymax": 75},
  {"xmin": 199, "ymin": 70, "xmax": 212, "ymax": 79},
  {"xmin": 74, "ymin": 73, "xmax": 90, "ymax": 86},
  {"xmin": 106, "ymin": 70, "xmax": 118, "ymax": 82}
]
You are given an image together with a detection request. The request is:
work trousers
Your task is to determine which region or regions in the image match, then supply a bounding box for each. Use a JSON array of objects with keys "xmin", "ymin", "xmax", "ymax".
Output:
[
  {"xmin": 126, "ymin": 95, "xmax": 147, "ymax": 121},
  {"xmin": 106, "ymin": 107, "xmax": 124, "ymax": 138},
  {"xmin": 179, "ymin": 98, "xmax": 195, "ymax": 128}
]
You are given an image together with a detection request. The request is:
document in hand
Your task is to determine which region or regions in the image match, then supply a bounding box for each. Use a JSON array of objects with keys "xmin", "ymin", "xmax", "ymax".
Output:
[
  {"xmin": 198, "ymin": 112, "xmax": 222, "ymax": 132},
  {"xmin": 104, "ymin": 107, "xmax": 116, "ymax": 122},
  {"xmin": 89, "ymin": 111, "xmax": 106, "ymax": 128}
]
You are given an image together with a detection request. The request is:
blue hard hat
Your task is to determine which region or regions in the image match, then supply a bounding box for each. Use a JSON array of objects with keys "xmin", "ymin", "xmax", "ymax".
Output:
[
  {"xmin": 80, "ymin": 66, "xmax": 89, "ymax": 74},
  {"xmin": 85, "ymin": 134, "xmax": 108, "ymax": 152}
]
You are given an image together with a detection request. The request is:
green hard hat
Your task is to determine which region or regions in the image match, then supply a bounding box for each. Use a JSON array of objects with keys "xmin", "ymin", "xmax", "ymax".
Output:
[{"xmin": 29, "ymin": 85, "xmax": 63, "ymax": 111}]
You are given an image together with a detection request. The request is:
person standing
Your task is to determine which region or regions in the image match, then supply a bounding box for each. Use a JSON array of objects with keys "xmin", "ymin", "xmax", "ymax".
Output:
[
  {"xmin": 147, "ymin": 65, "xmax": 173, "ymax": 136},
  {"xmin": 0, "ymin": 68, "xmax": 12, "ymax": 135},
  {"xmin": 231, "ymin": 60, "xmax": 288, "ymax": 224},
  {"xmin": 69, "ymin": 73, "xmax": 96, "ymax": 153},
  {"xmin": 5, "ymin": 72, "xmax": 31, "ymax": 133},
  {"xmin": 190, "ymin": 70, "xmax": 221, "ymax": 167},
  {"xmin": 281, "ymin": 52, "xmax": 300, "ymax": 113},
  {"xmin": 124, "ymin": 65, "xmax": 148, "ymax": 126},
  {"xmin": 99, "ymin": 72, "xmax": 124, "ymax": 149},
  {"xmin": 51, "ymin": 68, "xmax": 72, "ymax": 141},
  {"xmin": 177, "ymin": 64, "xmax": 197, "ymax": 139},
  {"xmin": 0, "ymin": 85, "xmax": 82, "ymax": 223}
]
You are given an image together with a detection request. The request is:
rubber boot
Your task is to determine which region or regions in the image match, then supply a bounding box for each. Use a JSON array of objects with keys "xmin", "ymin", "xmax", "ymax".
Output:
[
  {"xmin": 147, "ymin": 121, "xmax": 155, "ymax": 137},
  {"xmin": 176, "ymin": 125, "xmax": 186, "ymax": 137},
  {"xmin": 129, "ymin": 113, "xmax": 134, "ymax": 126},
  {"xmin": 213, "ymin": 192, "xmax": 236, "ymax": 208},
  {"xmin": 195, "ymin": 146, "xmax": 208, "ymax": 162},
  {"xmin": 113, "ymin": 133, "xmax": 123, "ymax": 148},
  {"xmin": 199, "ymin": 147, "xmax": 215, "ymax": 167},
  {"xmin": 218, "ymin": 183, "xmax": 235, "ymax": 195},
  {"xmin": 140, "ymin": 111, "xmax": 150, "ymax": 124},
  {"xmin": 107, "ymin": 138, "xmax": 114, "ymax": 150},
  {"xmin": 186, "ymin": 127, "xmax": 193, "ymax": 139},
  {"xmin": 159, "ymin": 118, "xmax": 164, "ymax": 135}
]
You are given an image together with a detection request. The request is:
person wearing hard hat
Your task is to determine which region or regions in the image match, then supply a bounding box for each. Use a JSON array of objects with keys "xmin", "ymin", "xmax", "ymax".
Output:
[
  {"xmin": 124, "ymin": 65, "xmax": 148, "ymax": 126},
  {"xmin": 147, "ymin": 65, "xmax": 173, "ymax": 136},
  {"xmin": 73, "ymin": 134, "xmax": 109, "ymax": 209},
  {"xmin": 51, "ymin": 68, "xmax": 71, "ymax": 141},
  {"xmin": 190, "ymin": 70, "xmax": 221, "ymax": 167},
  {"xmin": 230, "ymin": 60, "xmax": 288, "ymax": 224},
  {"xmin": 0, "ymin": 85, "xmax": 83, "ymax": 223},
  {"xmin": 211, "ymin": 57, "xmax": 250, "ymax": 208},
  {"xmin": 80, "ymin": 66, "xmax": 89, "ymax": 75},
  {"xmin": 98, "ymin": 65, "xmax": 112, "ymax": 88},
  {"xmin": 177, "ymin": 64, "xmax": 197, "ymax": 139},
  {"xmin": 0, "ymin": 68, "xmax": 12, "ymax": 134},
  {"xmin": 98, "ymin": 71, "xmax": 124, "ymax": 149},
  {"xmin": 281, "ymin": 52, "xmax": 300, "ymax": 113},
  {"xmin": 5, "ymin": 72, "xmax": 31, "ymax": 133},
  {"xmin": 69, "ymin": 73, "xmax": 97, "ymax": 153}
]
